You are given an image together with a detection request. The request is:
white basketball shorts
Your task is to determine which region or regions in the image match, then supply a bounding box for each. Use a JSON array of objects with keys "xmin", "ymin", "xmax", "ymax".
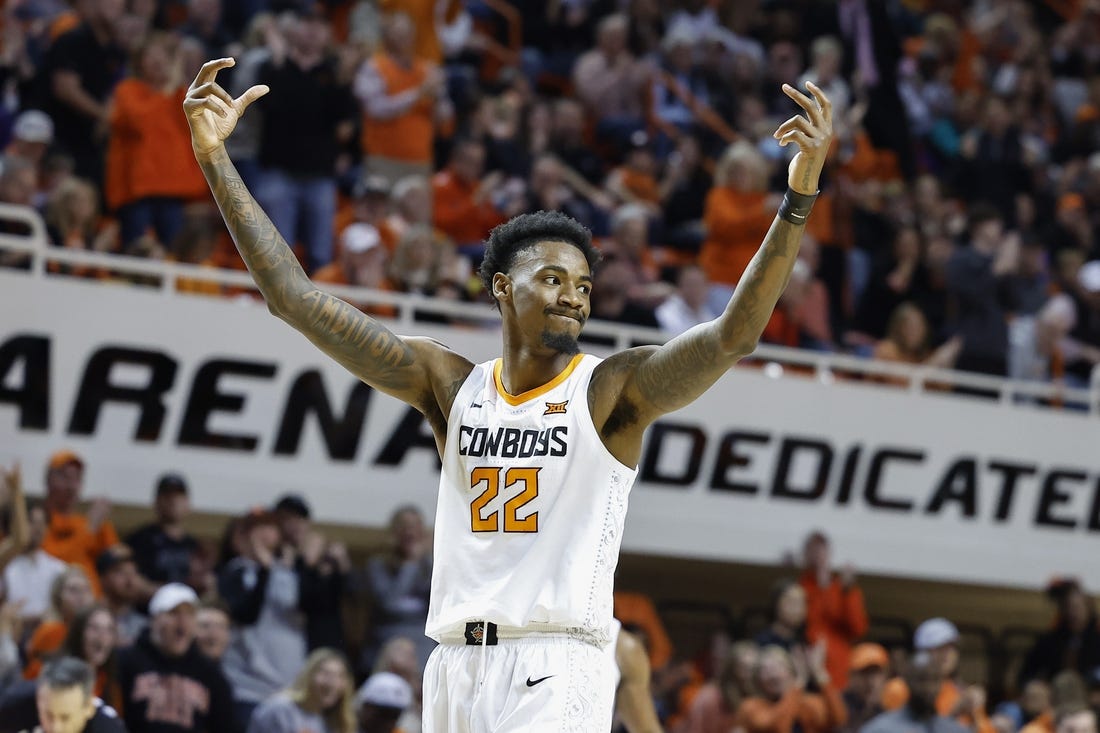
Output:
[{"xmin": 422, "ymin": 631, "xmax": 615, "ymax": 732}]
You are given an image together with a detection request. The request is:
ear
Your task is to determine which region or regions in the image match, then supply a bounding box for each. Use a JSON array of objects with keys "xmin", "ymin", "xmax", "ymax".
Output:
[{"xmin": 492, "ymin": 272, "xmax": 511, "ymax": 304}]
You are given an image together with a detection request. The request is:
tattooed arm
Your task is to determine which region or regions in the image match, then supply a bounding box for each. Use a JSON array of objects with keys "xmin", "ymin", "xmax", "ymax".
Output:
[
  {"xmin": 591, "ymin": 83, "xmax": 833, "ymax": 466},
  {"xmin": 185, "ymin": 59, "xmax": 471, "ymax": 420}
]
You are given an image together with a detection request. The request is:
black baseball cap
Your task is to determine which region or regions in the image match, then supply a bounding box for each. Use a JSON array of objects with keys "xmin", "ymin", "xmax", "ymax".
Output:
[
  {"xmin": 273, "ymin": 494, "xmax": 311, "ymax": 519},
  {"xmin": 95, "ymin": 545, "xmax": 135, "ymax": 577},
  {"xmin": 155, "ymin": 473, "xmax": 188, "ymax": 497}
]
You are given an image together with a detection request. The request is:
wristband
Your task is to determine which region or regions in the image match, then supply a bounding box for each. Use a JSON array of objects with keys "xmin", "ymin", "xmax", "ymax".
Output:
[{"xmin": 778, "ymin": 188, "xmax": 819, "ymax": 225}]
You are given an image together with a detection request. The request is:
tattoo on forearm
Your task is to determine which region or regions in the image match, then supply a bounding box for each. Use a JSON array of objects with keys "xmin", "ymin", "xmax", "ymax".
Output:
[
  {"xmin": 631, "ymin": 217, "xmax": 804, "ymax": 413},
  {"xmin": 198, "ymin": 148, "xmax": 310, "ymax": 312},
  {"xmin": 198, "ymin": 148, "xmax": 415, "ymax": 390},
  {"xmin": 720, "ymin": 217, "xmax": 803, "ymax": 351}
]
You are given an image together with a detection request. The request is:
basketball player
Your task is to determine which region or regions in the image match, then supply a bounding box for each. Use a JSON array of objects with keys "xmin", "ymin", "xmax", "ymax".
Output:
[{"xmin": 184, "ymin": 57, "xmax": 832, "ymax": 732}]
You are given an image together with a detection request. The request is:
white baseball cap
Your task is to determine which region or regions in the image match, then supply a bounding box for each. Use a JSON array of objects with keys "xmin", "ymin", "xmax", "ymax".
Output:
[
  {"xmin": 149, "ymin": 583, "xmax": 199, "ymax": 615},
  {"xmin": 13, "ymin": 110, "xmax": 54, "ymax": 144},
  {"xmin": 914, "ymin": 617, "xmax": 959, "ymax": 651},
  {"xmin": 341, "ymin": 223, "xmax": 381, "ymax": 255},
  {"xmin": 1079, "ymin": 261, "xmax": 1100, "ymax": 294},
  {"xmin": 356, "ymin": 672, "xmax": 412, "ymax": 709}
]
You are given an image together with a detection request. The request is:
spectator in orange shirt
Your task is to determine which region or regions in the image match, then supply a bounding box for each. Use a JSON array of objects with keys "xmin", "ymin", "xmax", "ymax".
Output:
[
  {"xmin": 881, "ymin": 618, "xmax": 995, "ymax": 733},
  {"xmin": 430, "ymin": 138, "xmax": 513, "ymax": 255},
  {"xmin": 40, "ymin": 451, "xmax": 119, "ymax": 597},
  {"xmin": 106, "ymin": 31, "xmax": 206, "ymax": 249},
  {"xmin": 842, "ymin": 643, "xmax": 889, "ymax": 733},
  {"xmin": 24, "ymin": 564, "xmax": 95, "ymax": 679},
  {"xmin": 355, "ymin": 12, "xmax": 454, "ymax": 187},
  {"xmin": 736, "ymin": 644, "xmax": 847, "ymax": 733},
  {"xmin": 700, "ymin": 141, "xmax": 781, "ymax": 315},
  {"xmin": 800, "ymin": 530, "xmax": 869, "ymax": 690},
  {"xmin": 614, "ymin": 590, "xmax": 673, "ymax": 671}
]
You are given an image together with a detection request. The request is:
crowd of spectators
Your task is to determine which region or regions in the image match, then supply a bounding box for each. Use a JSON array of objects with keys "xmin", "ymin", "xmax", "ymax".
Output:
[
  {"xmin": 3, "ymin": 0, "xmax": 1100, "ymax": 391},
  {"xmin": 3, "ymin": 450, "xmax": 1100, "ymax": 733}
]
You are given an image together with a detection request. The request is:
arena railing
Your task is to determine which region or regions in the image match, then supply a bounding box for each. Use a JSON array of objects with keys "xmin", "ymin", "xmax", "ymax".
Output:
[{"xmin": 2, "ymin": 202, "xmax": 1098, "ymax": 415}]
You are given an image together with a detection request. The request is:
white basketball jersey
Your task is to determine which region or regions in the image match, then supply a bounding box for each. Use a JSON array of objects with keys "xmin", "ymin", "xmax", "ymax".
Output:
[{"xmin": 425, "ymin": 354, "xmax": 637, "ymax": 647}]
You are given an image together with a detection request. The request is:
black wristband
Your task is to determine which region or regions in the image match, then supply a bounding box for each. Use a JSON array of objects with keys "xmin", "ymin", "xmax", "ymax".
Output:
[{"xmin": 778, "ymin": 188, "xmax": 819, "ymax": 225}]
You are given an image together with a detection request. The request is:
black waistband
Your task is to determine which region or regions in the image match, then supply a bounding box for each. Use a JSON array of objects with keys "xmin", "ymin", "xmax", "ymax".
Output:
[{"xmin": 464, "ymin": 621, "xmax": 498, "ymax": 646}]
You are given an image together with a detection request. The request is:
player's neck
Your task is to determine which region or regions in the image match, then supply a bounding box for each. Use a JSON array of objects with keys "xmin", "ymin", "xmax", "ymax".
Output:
[{"xmin": 498, "ymin": 347, "xmax": 578, "ymax": 397}]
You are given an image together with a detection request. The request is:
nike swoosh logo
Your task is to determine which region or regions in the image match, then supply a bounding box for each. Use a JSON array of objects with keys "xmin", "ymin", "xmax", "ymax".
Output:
[{"xmin": 526, "ymin": 675, "xmax": 554, "ymax": 687}]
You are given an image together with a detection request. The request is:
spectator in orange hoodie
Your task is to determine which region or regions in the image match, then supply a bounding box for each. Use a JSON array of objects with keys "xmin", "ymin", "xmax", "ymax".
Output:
[
  {"xmin": 106, "ymin": 31, "xmax": 206, "ymax": 249},
  {"xmin": 736, "ymin": 644, "xmax": 847, "ymax": 733},
  {"xmin": 700, "ymin": 140, "xmax": 781, "ymax": 315},
  {"xmin": 800, "ymin": 530, "xmax": 869, "ymax": 690}
]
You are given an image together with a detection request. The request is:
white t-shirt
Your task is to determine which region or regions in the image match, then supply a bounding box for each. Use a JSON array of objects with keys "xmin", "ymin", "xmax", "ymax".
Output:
[{"xmin": 2, "ymin": 550, "xmax": 67, "ymax": 619}]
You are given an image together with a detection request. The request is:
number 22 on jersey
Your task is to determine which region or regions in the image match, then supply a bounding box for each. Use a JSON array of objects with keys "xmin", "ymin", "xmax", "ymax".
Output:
[{"xmin": 470, "ymin": 467, "xmax": 540, "ymax": 533}]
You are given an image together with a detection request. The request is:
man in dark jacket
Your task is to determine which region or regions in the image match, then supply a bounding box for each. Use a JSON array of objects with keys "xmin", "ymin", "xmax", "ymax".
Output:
[
  {"xmin": 115, "ymin": 584, "xmax": 239, "ymax": 733},
  {"xmin": 1, "ymin": 656, "xmax": 126, "ymax": 733},
  {"xmin": 1020, "ymin": 579, "xmax": 1100, "ymax": 687}
]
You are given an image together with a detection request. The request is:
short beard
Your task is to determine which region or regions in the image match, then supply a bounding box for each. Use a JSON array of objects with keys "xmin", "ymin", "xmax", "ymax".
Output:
[{"xmin": 541, "ymin": 329, "xmax": 580, "ymax": 355}]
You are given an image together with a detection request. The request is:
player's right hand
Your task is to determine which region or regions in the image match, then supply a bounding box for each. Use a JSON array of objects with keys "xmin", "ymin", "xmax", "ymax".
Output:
[{"xmin": 184, "ymin": 58, "xmax": 269, "ymax": 158}]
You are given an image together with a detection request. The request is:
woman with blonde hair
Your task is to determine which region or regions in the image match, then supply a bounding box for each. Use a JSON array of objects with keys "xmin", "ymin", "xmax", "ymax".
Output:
[
  {"xmin": 699, "ymin": 141, "xmax": 780, "ymax": 314},
  {"xmin": 247, "ymin": 648, "xmax": 357, "ymax": 733},
  {"xmin": 873, "ymin": 302, "xmax": 963, "ymax": 385},
  {"xmin": 23, "ymin": 564, "xmax": 95, "ymax": 679},
  {"xmin": 44, "ymin": 178, "xmax": 117, "ymax": 278}
]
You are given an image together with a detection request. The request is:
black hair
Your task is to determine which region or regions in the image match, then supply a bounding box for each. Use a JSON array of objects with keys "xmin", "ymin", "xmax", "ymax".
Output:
[
  {"xmin": 478, "ymin": 211, "xmax": 601, "ymax": 309},
  {"xmin": 39, "ymin": 656, "xmax": 94, "ymax": 697},
  {"xmin": 967, "ymin": 201, "xmax": 1003, "ymax": 234}
]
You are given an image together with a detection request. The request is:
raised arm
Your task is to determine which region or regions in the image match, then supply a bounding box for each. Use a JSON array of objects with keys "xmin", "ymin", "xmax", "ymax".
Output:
[
  {"xmin": 184, "ymin": 59, "xmax": 471, "ymax": 421},
  {"xmin": 592, "ymin": 83, "xmax": 833, "ymax": 465}
]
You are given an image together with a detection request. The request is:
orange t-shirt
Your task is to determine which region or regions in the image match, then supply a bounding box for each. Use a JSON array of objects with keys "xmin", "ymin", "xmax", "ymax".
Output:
[
  {"xmin": 41, "ymin": 513, "xmax": 119, "ymax": 596},
  {"xmin": 361, "ymin": 54, "xmax": 435, "ymax": 164},
  {"xmin": 614, "ymin": 591, "xmax": 673, "ymax": 670},
  {"xmin": 800, "ymin": 572, "xmax": 869, "ymax": 690},
  {"xmin": 24, "ymin": 620, "xmax": 69, "ymax": 679},
  {"xmin": 700, "ymin": 187, "xmax": 774, "ymax": 287},
  {"xmin": 105, "ymin": 79, "xmax": 208, "ymax": 211},
  {"xmin": 431, "ymin": 170, "xmax": 506, "ymax": 245}
]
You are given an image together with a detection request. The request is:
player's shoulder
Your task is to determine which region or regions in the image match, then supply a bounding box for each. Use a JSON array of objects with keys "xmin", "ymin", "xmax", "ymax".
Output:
[{"xmin": 590, "ymin": 345, "xmax": 660, "ymax": 394}]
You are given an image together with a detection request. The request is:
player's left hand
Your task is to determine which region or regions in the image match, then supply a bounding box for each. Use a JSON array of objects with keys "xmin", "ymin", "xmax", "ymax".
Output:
[{"xmin": 773, "ymin": 81, "xmax": 833, "ymax": 196}]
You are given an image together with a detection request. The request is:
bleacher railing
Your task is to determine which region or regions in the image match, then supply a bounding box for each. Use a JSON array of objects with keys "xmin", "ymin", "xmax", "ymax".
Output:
[{"xmin": 3, "ymin": 202, "xmax": 1098, "ymax": 414}]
